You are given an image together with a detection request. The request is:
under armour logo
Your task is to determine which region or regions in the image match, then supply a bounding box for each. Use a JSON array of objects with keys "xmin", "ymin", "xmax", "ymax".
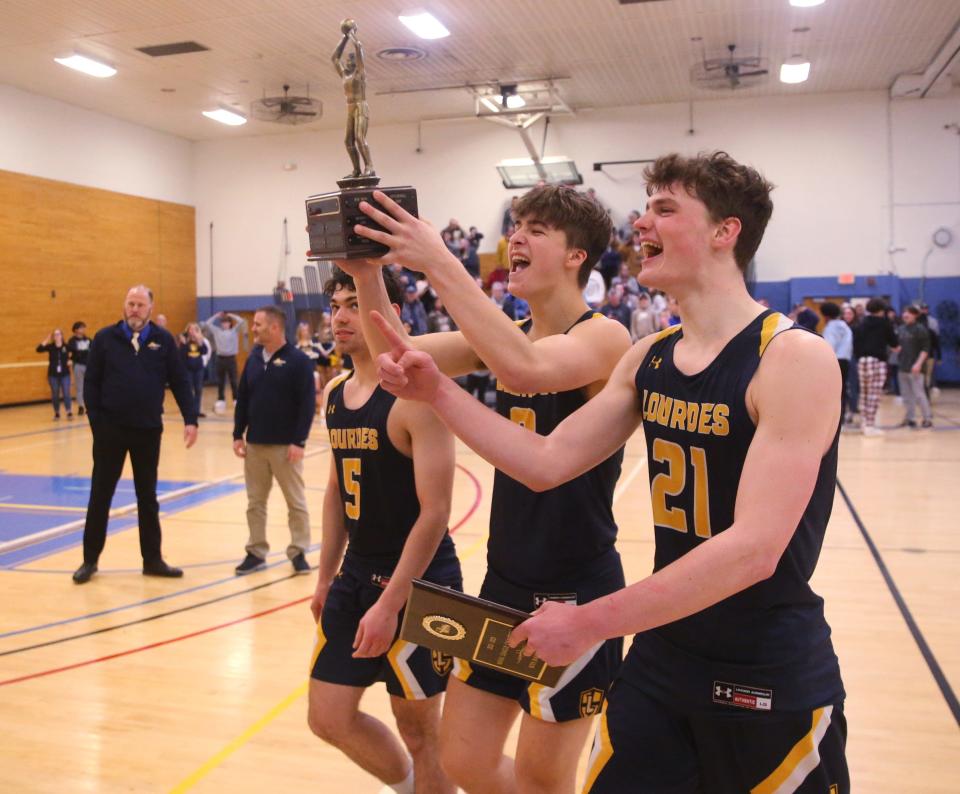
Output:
[
  {"xmin": 650, "ymin": 356, "xmax": 662, "ymax": 369},
  {"xmin": 327, "ymin": 404, "xmax": 336, "ymax": 414},
  {"xmin": 715, "ymin": 685, "xmax": 732, "ymax": 698}
]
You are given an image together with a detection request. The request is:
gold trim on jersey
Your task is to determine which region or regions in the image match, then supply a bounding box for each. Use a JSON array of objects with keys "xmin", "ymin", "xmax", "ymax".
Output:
[
  {"xmin": 758, "ymin": 313, "xmax": 794, "ymax": 357},
  {"xmin": 750, "ymin": 706, "xmax": 833, "ymax": 794},
  {"xmin": 583, "ymin": 707, "xmax": 614, "ymax": 792},
  {"xmin": 651, "ymin": 324, "xmax": 682, "ymax": 343},
  {"xmin": 309, "ymin": 621, "xmax": 327, "ymax": 670}
]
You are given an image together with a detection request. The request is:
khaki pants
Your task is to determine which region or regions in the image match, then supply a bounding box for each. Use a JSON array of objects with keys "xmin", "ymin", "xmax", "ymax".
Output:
[{"xmin": 244, "ymin": 443, "xmax": 310, "ymax": 560}]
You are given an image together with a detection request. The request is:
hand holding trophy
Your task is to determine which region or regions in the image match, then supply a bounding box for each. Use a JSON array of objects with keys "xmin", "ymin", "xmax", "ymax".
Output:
[{"xmin": 305, "ymin": 19, "xmax": 418, "ymax": 260}]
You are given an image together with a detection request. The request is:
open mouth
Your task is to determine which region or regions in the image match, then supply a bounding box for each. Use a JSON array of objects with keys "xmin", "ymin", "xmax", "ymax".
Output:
[
  {"xmin": 640, "ymin": 241, "xmax": 663, "ymax": 262},
  {"xmin": 509, "ymin": 254, "xmax": 531, "ymax": 273}
]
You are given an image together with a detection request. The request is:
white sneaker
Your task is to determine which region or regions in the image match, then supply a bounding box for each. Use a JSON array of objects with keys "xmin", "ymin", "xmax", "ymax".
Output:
[{"xmin": 862, "ymin": 425, "xmax": 885, "ymax": 437}]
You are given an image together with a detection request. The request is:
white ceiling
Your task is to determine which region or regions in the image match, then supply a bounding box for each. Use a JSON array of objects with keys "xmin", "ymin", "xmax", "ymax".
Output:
[{"xmin": 2, "ymin": 0, "xmax": 958, "ymax": 141}]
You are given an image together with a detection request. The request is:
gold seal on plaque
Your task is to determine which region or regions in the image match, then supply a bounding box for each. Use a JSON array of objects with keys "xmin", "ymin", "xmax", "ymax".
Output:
[{"xmin": 422, "ymin": 614, "xmax": 467, "ymax": 641}]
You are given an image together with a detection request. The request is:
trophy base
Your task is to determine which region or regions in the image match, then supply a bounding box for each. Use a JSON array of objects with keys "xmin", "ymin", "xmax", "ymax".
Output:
[
  {"xmin": 336, "ymin": 174, "xmax": 381, "ymax": 189},
  {"xmin": 306, "ymin": 184, "xmax": 418, "ymax": 261}
]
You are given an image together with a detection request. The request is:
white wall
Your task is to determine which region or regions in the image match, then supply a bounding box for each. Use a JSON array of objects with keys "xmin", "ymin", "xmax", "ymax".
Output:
[
  {"xmin": 194, "ymin": 88, "xmax": 960, "ymax": 296},
  {"xmin": 0, "ymin": 84, "xmax": 193, "ymax": 205}
]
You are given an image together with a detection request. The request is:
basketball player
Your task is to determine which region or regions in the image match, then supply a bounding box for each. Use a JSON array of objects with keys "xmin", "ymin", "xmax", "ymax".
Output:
[
  {"xmin": 342, "ymin": 186, "xmax": 632, "ymax": 794},
  {"xmin": 374, "ymin": 152, "xmax": 849, "ymax": 793},
  {"xmin": 308, "ymin": 267, "xmax": 461, "ymax": 794}
]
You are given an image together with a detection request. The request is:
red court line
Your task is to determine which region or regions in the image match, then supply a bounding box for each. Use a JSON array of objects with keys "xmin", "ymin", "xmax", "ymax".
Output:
[
  {"xmin": 0, "ymin": 462, "xmax": 484, "ymax": 688},
  {"xmin": 0, "ymin": 596, "xmax": 311, "ymax": 687}
]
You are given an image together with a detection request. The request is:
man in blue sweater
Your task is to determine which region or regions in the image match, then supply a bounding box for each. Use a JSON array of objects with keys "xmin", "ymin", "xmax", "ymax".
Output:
[
  {"xmin": 73, "ymin": 285, "xmax": 199, "ymax": 584},
  {"xmin": 233, "ymin": 305, "xmax": 316, "ymax": 575}
]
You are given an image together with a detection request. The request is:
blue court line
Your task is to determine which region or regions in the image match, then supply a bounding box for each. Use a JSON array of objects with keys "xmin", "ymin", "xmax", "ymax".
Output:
[
  {"xmin": 0, "ymin": 543, "xmax": 320, "ymax": 641},
  {"xmin": 0, "ymin": 482, "xmax": 244, "ymax": 568},
  {"xmin": 837, "ymin": 479, "xmax": 960, "ymax": 727},
  {"xmin": 0, "ymin": 423, "xmax": 88, "ymax": 442},
  {"xmin": 0, "ymin": 572, "xmax": 302, "ymax": 658}
]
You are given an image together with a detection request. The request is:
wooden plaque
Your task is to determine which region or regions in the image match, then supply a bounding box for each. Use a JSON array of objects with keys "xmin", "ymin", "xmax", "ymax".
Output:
[{"xmin": 400, "ymin": 579, "xmax": 565, "ymax": 687}]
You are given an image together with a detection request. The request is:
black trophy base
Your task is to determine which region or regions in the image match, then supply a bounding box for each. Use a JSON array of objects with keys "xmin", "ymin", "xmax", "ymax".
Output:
[{"xmin": 306, "ymin": 182, "xmax": 418, "ymax": 261}]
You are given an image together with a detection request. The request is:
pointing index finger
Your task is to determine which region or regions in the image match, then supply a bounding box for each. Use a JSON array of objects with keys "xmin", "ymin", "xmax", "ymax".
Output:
[{"xmin": 369, "ymin": 310, "xmax": 409, "ymax": 352}]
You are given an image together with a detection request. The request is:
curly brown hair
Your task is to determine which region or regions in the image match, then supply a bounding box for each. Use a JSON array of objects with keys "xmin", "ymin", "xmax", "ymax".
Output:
[
  {"xmin": 513, "ymin": 185, "xmax": 612, "ymax": 288},
  {"xmin": 643, "ymin": 152, "xmax": 774, "ymax": 273}
]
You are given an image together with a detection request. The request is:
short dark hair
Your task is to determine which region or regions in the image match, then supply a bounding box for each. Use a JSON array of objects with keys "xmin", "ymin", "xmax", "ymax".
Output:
[
  {"xmin": 255, "ymin": 305, "xmax": 286, "ymax": 327},
  {"xmin": 72, "ymin": 321, "xmax": 86, "ymax": 332},
  {"xmin": 643, "ymin": 151, "xmax": 774, "ymax": 273},
  {"xmin": 324, "ymin": 265, "xmax": 404, "ymax": 306},
  {"xmin": 513, "ymin": 185, "xmax": 613, "ymax": 288},
  {"xmin": 865, "ymin": 298, "xmax": 887, "ymax": 314},
  {"xmin": 820, "ymin": 301, "xmax": 841, "ymax": 320},
  {"xmin": 904, "ymin": 305, "xmax": 921, "ymax": 317}
]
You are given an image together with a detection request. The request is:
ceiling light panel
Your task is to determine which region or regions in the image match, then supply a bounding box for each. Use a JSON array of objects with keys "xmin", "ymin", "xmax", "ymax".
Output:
[
  {"xmin": 398, "ymin": 10, "xmax": 450, "ymax": 39},
  {"xmin": 54, "ymin": 54, "xmax": 116, "ymax": 78}
]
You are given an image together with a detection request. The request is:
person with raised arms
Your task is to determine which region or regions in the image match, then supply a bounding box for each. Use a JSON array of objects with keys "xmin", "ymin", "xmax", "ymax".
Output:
[{"xmin": 372, "ymin": 152, "xmax": 848, "ymax": 793}]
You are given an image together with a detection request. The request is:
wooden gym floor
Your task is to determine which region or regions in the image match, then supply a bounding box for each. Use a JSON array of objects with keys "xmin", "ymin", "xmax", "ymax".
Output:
[{"xmin": 1, "ymin": 387, "xmax": 958, "ymax": 793}]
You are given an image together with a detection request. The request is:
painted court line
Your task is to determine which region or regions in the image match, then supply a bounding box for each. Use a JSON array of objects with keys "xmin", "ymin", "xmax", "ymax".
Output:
[
  {"xmin": 0, "ymin": 551, "xmax": 312, "ymax": 640},
  {"xmin": 167, "ymin": 463, "xmax": 485, "ymax": 791},
  {"xmin": 0, "ymin": 573, "xmax": 301, "ymax": 657},
  {"xmin": 0, "ymin": 444, "xmax": 330, "ymax": 556},
  {"xmin": 0, "ymin": 595, "xmax": 312, "ymax": 688},
  {"xmin": 168, "ymin": 681, "xmax": 310, "ymax": 794}
]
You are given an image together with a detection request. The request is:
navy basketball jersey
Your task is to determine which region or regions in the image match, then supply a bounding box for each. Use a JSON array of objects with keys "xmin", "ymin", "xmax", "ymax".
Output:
[
  {"xmin": 487, "ymin": 311, "xmax": 624, "ymax": 588},
  {"xmin": 624, "ymin": 310, "xmax": 844, "ymax": 712},
  {"xmin": 326, "ymin": 373, "xmax": 457, "ymax": 576}
]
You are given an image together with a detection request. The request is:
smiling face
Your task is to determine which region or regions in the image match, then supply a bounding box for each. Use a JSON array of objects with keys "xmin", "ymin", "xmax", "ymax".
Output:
[
  {"xmin": 507, "ymin": 216, "xmax": 583, "ymax": 299},
  {"xmin": 632, "ymin": 184, "xmax": 738, "ymax": 294}
]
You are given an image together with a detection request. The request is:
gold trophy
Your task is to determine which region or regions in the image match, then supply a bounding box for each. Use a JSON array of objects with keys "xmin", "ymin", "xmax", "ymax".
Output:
[{"xmin": 306, "ymin": 19, "xmax": 418, "ymax": 260}]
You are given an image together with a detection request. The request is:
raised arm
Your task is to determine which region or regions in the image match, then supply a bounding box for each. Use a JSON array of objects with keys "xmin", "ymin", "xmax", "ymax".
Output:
[
  {"xmin": 347, "ymin": 265, "xmax": 483, "ymax": 376},
  {"xmin": 331, "ymin": 34, "xmax": 350, "ymax": 76},
  {"xmin": 373, "ymin": 311, "xmax": 645, "ymax": 490},
  {"xmin": 511, "ymin": 330, "xmax": 842, "ymax": 665},
  {"xmin": 352, "ymin": 399, "xmax": 455, "ymax": 658},
  {"xmin": 353, "ymin": 191, "xmax": 630, "ymax": 392}
]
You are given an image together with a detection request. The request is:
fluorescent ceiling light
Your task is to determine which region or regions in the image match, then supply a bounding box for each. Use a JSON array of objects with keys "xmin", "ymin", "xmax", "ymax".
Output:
[
  {"xmin": 789, "ymin": 0, "xmax": 825, "ymax": 7},
  {"xmin": 54, "ymin": 53, "xmax": 116, "ymax": 78},
  {"xmin": 780, "ymin": 57, "xmax": 811, "ymax": 84},
  {"xmin": 479, "ymin": 97, "xmax": 501, "ymax": 113},
  {"xmin": 398, "ymin": 10, "xmax": 450, "ymax": 39},
  {"xmin": 504, "ymin": 94, "xmax": 526, "ymax": 109},
  {"xmin": 202, "ymin": 106, "xmax": 247, "ymax": 126}
]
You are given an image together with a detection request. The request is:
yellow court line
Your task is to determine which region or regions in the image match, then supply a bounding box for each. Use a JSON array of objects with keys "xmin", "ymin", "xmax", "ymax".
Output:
[
  {"xmin": 169, "ymin": 483, "xmax": 490, "ymax": 791},
  {"xmin": 0, "ymin": 503, "xmax": 86, "ymax": 513},
  {"xmin": 168, "ymin": 456, "xmax": 647, "ymax": 790},
  {"xmin": 169, "ymin": 680, "xmax": 309, "ymax": 793}
]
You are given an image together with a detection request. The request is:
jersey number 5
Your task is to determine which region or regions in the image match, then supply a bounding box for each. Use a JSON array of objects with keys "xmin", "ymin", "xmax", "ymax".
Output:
[
  {"xmin": 650, "ymin": 439, "xmax": 711, "ymax": 538},
  {"xmin": 342, "ymin": 458, "xmax": 361, "ymax": 519}
]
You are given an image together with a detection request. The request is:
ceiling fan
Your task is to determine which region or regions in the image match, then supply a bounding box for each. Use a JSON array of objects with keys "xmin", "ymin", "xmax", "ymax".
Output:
[
  {"xmin": 691, "ymin": 44, "xmax": 769, "ymax": 90},
  {"xmin": 250, "ymin": 84, "xmax": 322, "ymax": 124}
]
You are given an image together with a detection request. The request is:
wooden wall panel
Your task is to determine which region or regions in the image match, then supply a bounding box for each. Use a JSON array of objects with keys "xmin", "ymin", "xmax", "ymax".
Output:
[{"xmin": 0, "ymin": 169, "xmax": 196, "ymax": 406}]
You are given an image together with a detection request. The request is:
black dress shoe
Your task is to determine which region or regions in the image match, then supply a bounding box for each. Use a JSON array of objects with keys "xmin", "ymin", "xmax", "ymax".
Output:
[
  {"xmin": 72, "ymin": 562, "xmax": 98, "ymax": 584},
  {"xmin": 142, "ymin": 560, "xmax": 184, "ymax": 578}
]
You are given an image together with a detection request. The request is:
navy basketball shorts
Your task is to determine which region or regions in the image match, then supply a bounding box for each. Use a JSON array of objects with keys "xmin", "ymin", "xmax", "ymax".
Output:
[
  {"xmin": 310, "ymin": 567, "xmax": 461, "ymax": 700},
  {"xmin": 452, "ymin": 572, "xmax": 624, "ymax": 723},
  {"xmin": 583, "ymin": 677, "xmax": 849, "ymax": 793}
]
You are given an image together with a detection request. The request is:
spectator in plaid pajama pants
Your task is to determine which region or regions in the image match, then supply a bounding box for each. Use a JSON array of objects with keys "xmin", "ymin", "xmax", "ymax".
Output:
[{"xmin": 853, "ymin": 298, "xmax": 899, "ymax": 436}]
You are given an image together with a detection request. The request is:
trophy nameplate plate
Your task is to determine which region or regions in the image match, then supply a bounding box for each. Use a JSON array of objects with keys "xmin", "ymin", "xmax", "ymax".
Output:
[{"xmin": 400, "ymin": 579, "xmax": 566, "ymax": 686}]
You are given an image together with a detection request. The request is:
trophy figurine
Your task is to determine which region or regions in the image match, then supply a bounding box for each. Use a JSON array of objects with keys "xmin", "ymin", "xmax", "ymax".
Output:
[{"xmin": 305, "ymin": 19, "xmax": 418, "ymax": 260}]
